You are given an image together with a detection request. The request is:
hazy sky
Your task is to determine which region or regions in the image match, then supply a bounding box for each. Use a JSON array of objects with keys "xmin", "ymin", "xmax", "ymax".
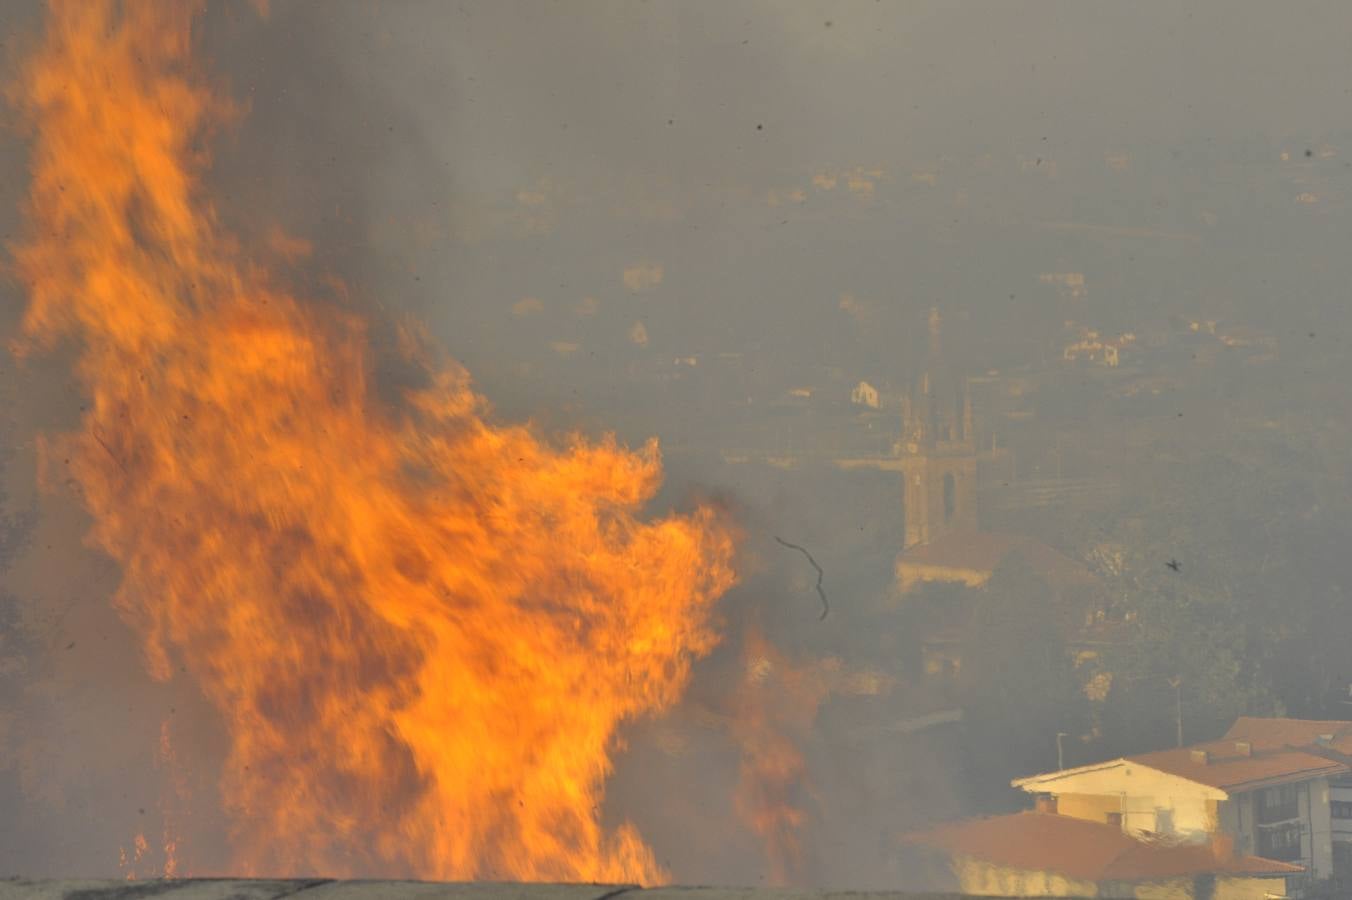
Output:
[
  {"xmin": 184, "ymin": 0, "xmax": 1352, "ymax": 429},
  {"xmin": 5, "ymin": 0, "xmax": 1352, "ymax": 885}
]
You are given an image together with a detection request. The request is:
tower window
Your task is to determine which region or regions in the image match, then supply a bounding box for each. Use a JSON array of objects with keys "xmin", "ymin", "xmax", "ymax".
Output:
[
  {"xmin": 943, "ymin": 473, "xmax": 956, "ymax": 522},
  {"xmin": 899, "ymin": 477, "xmax": 907, "ymax": 544}
]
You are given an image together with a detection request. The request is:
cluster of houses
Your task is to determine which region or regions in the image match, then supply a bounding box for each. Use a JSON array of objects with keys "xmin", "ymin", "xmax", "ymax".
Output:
[
  {"xmin": 900, "ymin": 717, "xmax": 1352, "ymax": 898},
  {"xmin": 876, "ymin": 313, "xmax": 1341, "ymax": 897},
  {"xmin": 726, "ymin": 307, "xmax": 1341, "ymax": 898}
]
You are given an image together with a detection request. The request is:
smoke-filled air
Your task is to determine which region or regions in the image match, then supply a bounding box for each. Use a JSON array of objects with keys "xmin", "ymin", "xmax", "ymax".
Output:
[{"xmin": 7, "ymin": 1, "xmax": 1352, "ymax": 897}]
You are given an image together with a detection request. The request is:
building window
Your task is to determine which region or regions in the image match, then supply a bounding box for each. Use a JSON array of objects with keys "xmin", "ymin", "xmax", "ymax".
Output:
[
  {"xmin": 1333, "ymin": 801, "xmax": 1352, "ymax": 820},
  {"xmin": 1257, "ymin": 822, "xmax": 1303, "ymax": 861},
  {"xmin": 1155, "ymin": 808, "xmax": 1175, "ymax": 834},
  {"xmin": 943, "ymin": 473, "xmax": 956, "ymax": 522},
  {"xmin": 1257, "ymin": 784, "xmax": 1300, "ymax": 824},
  {"xmin": 1334, "ymin": 841, "xmax": 1352, "ymax": 879}
]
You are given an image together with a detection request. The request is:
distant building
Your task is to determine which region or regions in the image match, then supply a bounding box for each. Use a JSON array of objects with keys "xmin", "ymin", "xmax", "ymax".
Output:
[
  {"xmin": 1062, "ymin": 324, "xmax": 1135, "ymax": 368},
  {"xmin": 1105, "ymin": 152, "xmax": 1132, "ymax": 172},
  {"xmin": 1217, "ymin": 326, "xmax": 1278, "ymax": 364},
  {"xmin": 850, "ymin": 380, "xmax": 880, "ymax": 409},
  {"xmin": 894, "ymin": 530, "xmax": 1096, "ymax": 594},
  {"xmin": 1012, "ymin": 717, "xmax": 1352, "ymax": 888},
  {"xmin": 901, "ymin": 810, "xmax": 1298, "ymax": 898},
  {"xmin": 1040, "ymin": 271, "xmax": 1088, "ymax": 301},
  {"xmin": 901, "ymin": 716, "xmax": 1352, "ymax": 898},
  {"xmin": 839, "ymin": 309, "xmax": 1094, "ymax": 593},
  {"xmin": 893, "ymin": 307, "xmax": 980, "ymax": 549}
]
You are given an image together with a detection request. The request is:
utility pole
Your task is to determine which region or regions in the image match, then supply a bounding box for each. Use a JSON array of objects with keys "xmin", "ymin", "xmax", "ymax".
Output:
[
  {"xmin": 1169, "ymin": 677, "xmax": 1183, "ymax": 747},
  {"xmin": 1057, "ymin": 732, "xmax": 1069, "ymax": 771}
]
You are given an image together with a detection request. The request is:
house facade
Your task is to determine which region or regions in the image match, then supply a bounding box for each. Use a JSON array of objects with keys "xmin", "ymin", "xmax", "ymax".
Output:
[
  {"xmin": 903, "ymin": 718, "xmax": 1352, "ymax": 898},
  {"xmin": 1012, "ymin": 718, "xmax": 1352, "ymax": 892},
  {"xmin": 901, "ymin": 809, "xmax": 1298, "ymax": 899}
]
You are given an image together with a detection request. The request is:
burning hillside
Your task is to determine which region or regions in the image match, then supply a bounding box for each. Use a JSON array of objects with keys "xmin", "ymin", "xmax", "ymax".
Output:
[{"xmin": 11, "ymin": 0, "xmax": 736, "ymax": 882}]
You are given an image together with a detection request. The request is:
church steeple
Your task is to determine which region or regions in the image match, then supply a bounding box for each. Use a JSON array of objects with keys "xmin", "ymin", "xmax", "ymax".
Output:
[
  {"xmin": 896, "ymin": 305, "xmax": 979, "ymax": 548},
  {"xmin": 962, "ymin": 381, "xmax": 974, "ymax": 442},
  {"xmin": 928, "ymin": 305, "xmax": 943, "ymax": 362}
]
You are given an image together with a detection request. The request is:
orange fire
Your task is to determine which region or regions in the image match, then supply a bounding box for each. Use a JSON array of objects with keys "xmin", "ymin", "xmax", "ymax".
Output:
[
  {"xmin": 156, "ymin": 719, "xmax": 189, "ymax": 878},
  {"xmin": 729, "ymin": 629, "xmax": 830, "ymax": 886},
  {"xmin": 12, "ymin": 1, "xmax": 736, "ymax": 882},
  {"xmin": 118, "ymin": 833, "xmax": 150, "ymax": 882},
  {"xmin": 115, "ymin": 719, "xmax": 186, "ymax": 881}
]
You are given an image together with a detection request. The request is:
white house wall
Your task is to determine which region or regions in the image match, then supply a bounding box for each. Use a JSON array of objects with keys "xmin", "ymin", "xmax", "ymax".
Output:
[{"xmin": 1018, "ymin": 762, "xmax": 1226, "ymax": 839}]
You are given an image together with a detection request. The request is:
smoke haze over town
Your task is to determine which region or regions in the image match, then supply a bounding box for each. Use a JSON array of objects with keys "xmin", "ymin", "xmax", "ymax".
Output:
[{"xmin": 4, "ymin": 2, "xmax": 1352, "ymax": 896}]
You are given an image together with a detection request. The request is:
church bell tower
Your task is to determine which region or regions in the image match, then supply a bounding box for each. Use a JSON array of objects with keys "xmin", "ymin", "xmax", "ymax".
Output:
[{"xmin": 896, "ymin": 307, "xmax": 978, "ymax": 548}]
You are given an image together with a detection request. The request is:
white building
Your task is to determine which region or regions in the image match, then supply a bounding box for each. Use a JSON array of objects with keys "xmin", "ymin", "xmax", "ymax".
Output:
[{"xmin": 1012, "ymin": 717, "xmax": 1352, "ymax": 890}]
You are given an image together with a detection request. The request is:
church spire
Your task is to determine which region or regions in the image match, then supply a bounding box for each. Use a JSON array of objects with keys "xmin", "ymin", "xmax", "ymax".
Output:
[
  {"xmin": 962, "ymin": 379, "xmax": 974, "ymax": 442},
  {"xmin": 897, "ymin": 305, "xmax": 979, "ymax": 548}
]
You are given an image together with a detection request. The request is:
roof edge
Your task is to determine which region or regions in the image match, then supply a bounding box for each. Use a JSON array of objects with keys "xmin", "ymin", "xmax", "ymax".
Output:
[{"xmin": 1011, "ymin": 758, "xmax": 1130, "ymax": 789}]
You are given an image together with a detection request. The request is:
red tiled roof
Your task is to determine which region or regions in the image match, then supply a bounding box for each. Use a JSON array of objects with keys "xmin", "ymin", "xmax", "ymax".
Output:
[
  {"xmin": 1129, "ymin": 741, "xmax": 1348, "ymax": 792},
  {"xmin": 901, "ymin": 812, "xmax": 1301, "ymax": 882},
  {"xmin": 897, "ymin": 530, "xmax": 1095, "ymax": 585},
  {"xmin": 1223, "ymin": 716, "xmax": 1352, "ymax": 755}
]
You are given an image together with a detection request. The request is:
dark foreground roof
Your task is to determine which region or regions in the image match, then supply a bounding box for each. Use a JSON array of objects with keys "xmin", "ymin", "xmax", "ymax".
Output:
[{"xmin": 0, "ymin": 882, "xmax": 1049, "ymax": 900}]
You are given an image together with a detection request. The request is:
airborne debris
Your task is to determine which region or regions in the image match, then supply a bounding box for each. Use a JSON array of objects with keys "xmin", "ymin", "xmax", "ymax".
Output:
[
  {"xmin": 92, "ymin": 430, "xmax": 128, "ymax": 473},
  {"xmin": 773, "ymin": 536, "xmax": 829, "ymax": 620}
]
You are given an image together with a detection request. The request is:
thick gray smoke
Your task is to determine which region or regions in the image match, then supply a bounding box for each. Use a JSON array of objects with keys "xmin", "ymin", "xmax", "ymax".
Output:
[{"xmin": 5, "ymin": 0, "xmax": 1352, "ymax": 887}]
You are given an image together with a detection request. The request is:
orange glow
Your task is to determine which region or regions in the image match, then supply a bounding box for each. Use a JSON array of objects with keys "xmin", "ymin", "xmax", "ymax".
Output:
[
  {"xmin": 156, "ymin": 719, "xmax": 188, "ymax": 878},
  {"xmin": 118, "ymin": 833, "xmax": 149, "ymax": 881},
  {"xmin": 729, "ymin": 629, "xmax": 830, "ymax": 886},
  {"xmin": 13, "ymin": 1, "xmax": 736, "ymax": 882}
]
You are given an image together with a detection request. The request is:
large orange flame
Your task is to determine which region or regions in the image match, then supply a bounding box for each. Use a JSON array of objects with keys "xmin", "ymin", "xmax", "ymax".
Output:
[
  {"xmin": 728, "ymin": 628, "xmax": 896, "ymax": 885},
  {"xmin": 12, "ymin": 1, "xmax": 736, "ymax": 882},
  {"xmin": 729, "ymin": 629, "xmax": 829, "ymax": 886}
]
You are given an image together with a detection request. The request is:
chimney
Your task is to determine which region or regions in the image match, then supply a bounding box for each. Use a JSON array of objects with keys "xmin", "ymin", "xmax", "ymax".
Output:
[
  {"xmin": 1234, "ymin": 741, "xmax": 1253, "ymax": 757},
  {"xmin": 1035, "ymin": 794, "xmax": 1058, "ymax": 814},
  {"xmin": 1210, "ymin": 833, "xmax": 1236, "ymax": 862},
  {"xmin": 1190, "ymin": 749, "xmax": 1210, "ymax": 765}
]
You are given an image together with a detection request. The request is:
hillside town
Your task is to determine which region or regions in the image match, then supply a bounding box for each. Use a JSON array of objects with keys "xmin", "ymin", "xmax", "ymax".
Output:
[{"xmin": 9, "ymin": 3, "xmax": 1352, "ymax": 896}]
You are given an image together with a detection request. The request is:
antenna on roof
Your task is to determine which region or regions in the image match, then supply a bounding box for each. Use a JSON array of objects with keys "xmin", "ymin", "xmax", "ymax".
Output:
[{"xmin": 1169, "ymin": 677, "xmax": 1183, "ymax": 747}]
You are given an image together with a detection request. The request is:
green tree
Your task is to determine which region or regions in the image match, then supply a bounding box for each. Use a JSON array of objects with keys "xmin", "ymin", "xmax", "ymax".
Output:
[{"xmin": 953, "ymin": 557, "xmax": 1090, "ymax": 804}]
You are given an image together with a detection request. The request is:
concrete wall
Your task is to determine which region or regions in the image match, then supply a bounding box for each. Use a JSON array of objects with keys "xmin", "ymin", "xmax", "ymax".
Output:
[
  {"xmin": 1121, "ymin": 884, "xmax": 1190, "ymax": 900},
  {"xmin": 951, "ymin": 864, "xmax": 1285, "ymax": 900},
  {"xmin": 1213, "ymin": 876, "xmax": 1288, "ymax": 900},
  {"xmin": 1124, "ymin": 879, "xmax": 1286, "ymax": 900},
  {"xmin": 951, "ymin": 859, "xmax": 1099, "ymax": 898},
  {"xmin": 1057, "ymin": 792, "xmax": 1123, "ymax": 826},
  {"xmin": 1308, "ymin": 776, "xmax": 1334, "ymax": 880}
]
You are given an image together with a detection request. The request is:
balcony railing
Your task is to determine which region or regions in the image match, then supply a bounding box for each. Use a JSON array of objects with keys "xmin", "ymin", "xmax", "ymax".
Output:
[{"xmin": 1257, "ymin": 803, "xmax": 1301, "ymax": 825}]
